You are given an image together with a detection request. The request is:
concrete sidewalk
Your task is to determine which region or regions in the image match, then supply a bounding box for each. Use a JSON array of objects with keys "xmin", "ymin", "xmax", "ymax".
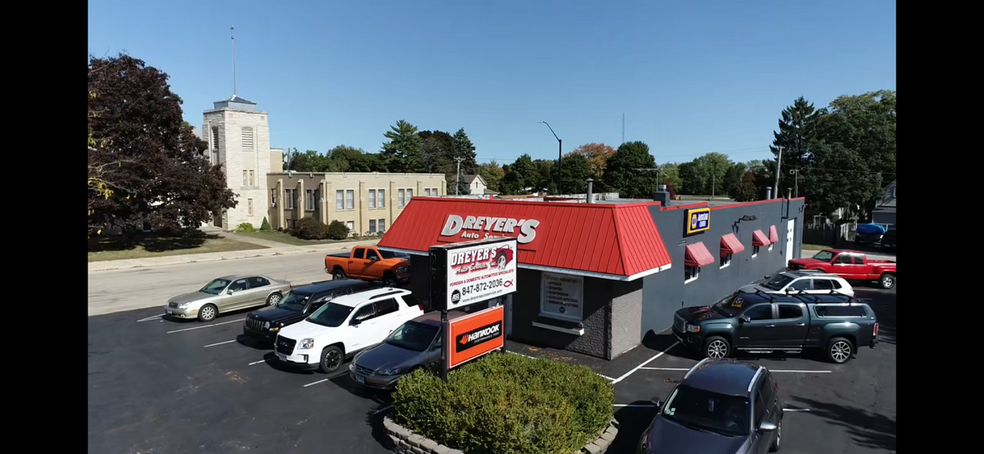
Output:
[{"xmin": 88, "ymin": 237, "xmax": 381, "ymax": 272}]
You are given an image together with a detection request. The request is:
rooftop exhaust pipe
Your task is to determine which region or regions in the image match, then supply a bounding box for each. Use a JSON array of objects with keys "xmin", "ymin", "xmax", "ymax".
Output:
[
  {"xmin": 586, "ymin": 178, "xmax": 594, "ymax": 204},
  {"xmin": 654, "ymin": 184, "xmax": 671, "ymax": 207},
  {"xmin": 765, "ymin": 186, "xmax": 772, "ymax": 200}
]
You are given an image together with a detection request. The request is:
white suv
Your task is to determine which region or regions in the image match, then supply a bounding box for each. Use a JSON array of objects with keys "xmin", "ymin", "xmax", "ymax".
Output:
[
  {"xmin": 274, "ymin": 287, "xmax": 424, "ymax": 373},
  {"xmin": 740, "ymin": 271, "xmax": 855, "ymax": 297}
]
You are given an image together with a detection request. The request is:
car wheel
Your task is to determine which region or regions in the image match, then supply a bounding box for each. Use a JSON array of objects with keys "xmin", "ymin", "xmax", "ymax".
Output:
[
  {"xmin": 878, "ymin": 273, "xmax": 895, "ymax": 289},
  {"xmin": 332, "ymin": 268, "xmax": 346, "ymax": 280},
  {"xmin": 769, "ymin": 420, "xmax": 782, "ymax": 452},
  {"xmin": 382, "ymin": 272, "xmax": 397, "ymax": 287},
  {"xmin": 198, "ymin": 304, "xmax": 218, "ymax": 322},
  {"xmin": 266, "ymin": 292, "xmax": 282, "ymax": 306},
  {"xmin": 319, "ymin": 345, "xmax": 344, "ymax": 373},
  {"xmin": 703, "ymin": 336, "xmax": 731, "ymax": 359},
  {"xmin": 826, "ymin": 337, "xmax": 853, "ymax": 364}
]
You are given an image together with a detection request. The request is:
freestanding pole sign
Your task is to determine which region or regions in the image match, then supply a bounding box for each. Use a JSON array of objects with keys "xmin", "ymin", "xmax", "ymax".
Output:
[{"xmin": 430, "ymin": 237, "xmax": 518, "ymax": 381}]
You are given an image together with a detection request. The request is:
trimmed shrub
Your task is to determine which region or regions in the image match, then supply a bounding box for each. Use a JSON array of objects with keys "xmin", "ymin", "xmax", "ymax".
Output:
[
  {"xmin": 327, "ymin": 220, "xmax": 349, "ymax": 240},
  {"xmin": 393, "ymin": 353, "xmax": 614, "ymax": 454},
  {"xmin": 259, "ymin": 217, "xmax": 272, "ymax": 231},
  {"xmin": 234, "ymin": 222, "xmax": 256, "ymax": 233},
  {"xmin": 293, "ymin": 217, "xmax": 328, "ymax": 240}
]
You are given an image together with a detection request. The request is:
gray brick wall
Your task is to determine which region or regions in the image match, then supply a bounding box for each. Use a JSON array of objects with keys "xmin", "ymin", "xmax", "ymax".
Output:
[{"xmin": 610, "ymin": 287, "xmax": 643, "ymax": 359}]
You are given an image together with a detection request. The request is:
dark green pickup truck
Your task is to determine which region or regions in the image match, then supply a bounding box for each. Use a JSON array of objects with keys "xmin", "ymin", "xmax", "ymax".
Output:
[{"xmin": 672, "ymin": 290, "xmax": 879, "ymax": 364}]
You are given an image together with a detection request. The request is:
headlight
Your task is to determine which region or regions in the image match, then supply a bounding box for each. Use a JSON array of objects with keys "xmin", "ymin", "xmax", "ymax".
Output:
[
  {"xmin": 396, "ymin": 267, "xmax": 409, "ymax": 273},
  {"xmin": 177, "ymin": 302, "xmax": 190, "ymax": 309},
  {"xmin": 685, "ymin": 323, "xmax": 701, "ymax": 333},
  {"xmin": 263, "ymin": 321, "xmax": 271, "ymax": 330},
  {"xmin": 378, "ymin": 367, "xmax": 403, "ymax": 376},
  {"xmin": 300, "ymin": 338, "xmax": 315, "ymax": 349}
]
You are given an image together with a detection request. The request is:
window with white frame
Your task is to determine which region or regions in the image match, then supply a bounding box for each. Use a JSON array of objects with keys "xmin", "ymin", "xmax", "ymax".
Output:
[
  {"xmin": 378, "ymin": 219, "xmax": 386, "ymax": 232},
  {"xmin": 241, "ymin": 127, "xmax": 254, "ymax": 152},
  {"xmin": 247, "ymin": 198, "xmax": 254, "ymax": 216},
  {"xmin": 369, "ymin": 219, "xmax": 377, "ymax": 234},
  {"xmin": 398, "ymin": 189, "xmax": 405, "ymax": 207},
  {"xmin": 345, "ymin": 221, "xmax": 355, "ymax": 234},
  {"xmin": 284, "ymin": 189, "xmax": 295, "ymax": 209},
  {"xmin": 377, "ymin": 189, "xmax": 385, "ymax": 208},
  {"xmin": 368, "ymin": 189, "xmax": 376, "ymax": 209},
  {"xmin": 684, "ymin": 266, "xmax": 700, "ymax": 283},
  {"xmin": 424, "ymin": 188, "xmax": 433, "ymax": 197},
  {"xmin": 752, "ymin": 246, "xmax": 760, "ymax": 258},
  {"xmin": 336, "ymin": 190, "xmax": 344, "ymax": 210},
  {"xmin": 430, "ymin": 187, "xmax": 439, "ymax": 196},
  {"xmin": 720, "ymin": 253, "xmax": 731, "ymax": 269},
  {"xmin": 306, "ymin": 190, "xmax": 315, "ymax": 211},
  {"xmin": 345, "ymin": 190, "xmax": 355, "ymax": 210},
  {"xmin": 248, "ymin": 170, "xmax": 255, "ymax": 186},
  {"xmin": 242, "ymin": 170, "xmax": 248, "ymax": 186},
  {"xmin": 406, "ymin": 188, "xmax": 413, "ymax": 202}
]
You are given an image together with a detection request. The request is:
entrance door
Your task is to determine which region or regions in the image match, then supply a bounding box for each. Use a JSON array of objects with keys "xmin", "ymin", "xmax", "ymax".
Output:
[{"xmin": 785, "ymin": 219, "xmax": 795, "ymax": 263}]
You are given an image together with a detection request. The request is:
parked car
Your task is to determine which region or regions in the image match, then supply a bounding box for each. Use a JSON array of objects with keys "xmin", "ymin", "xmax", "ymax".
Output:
[
  {"xmin": 740, "ymin": 271, "xmax": 854, "ymax": 297},
  {"xmin": 274, "ymin": 287, "xmax": 425, "ymax": 373},
  {"xmin": 243, "ymin": 280, "xmax": 383, "ymax": 342},
  {"xmin": 672, "ymin": 290, "xmax": 878, "ymax": 364},
  {"xmin": 165, "ymin": 275, "xmax": 292, "ymax": 322},
  {"xmin": 787, "ymin": 249, "xmax": 896, "ymax": 289},
  {"xmin": 349, "ymin": 311, "xmax": 448, "ymax": 389},
  {"xmin": 324, "ymin": 246, "xmax": 411, "ymax": 286},
  {"xmin": 637, "ymin": 359, "xmax": 784, "ymax": 454}
]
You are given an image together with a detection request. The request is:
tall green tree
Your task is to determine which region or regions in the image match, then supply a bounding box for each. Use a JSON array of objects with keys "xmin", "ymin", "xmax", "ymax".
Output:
[
  {"xmin": 770, "ymin": 97, "xmax": 823, "ymax": 193},
  {"xmin": 559, "ymin": 153, "xmax": 593, "ymax": 194},
  {"xmin": 477, "ymin": 160, "xmax": 505, "ymax": 192},
  {"xmin": 288, "ymin": 150, "xmax": 327, "ymax": 172},
  {"xmin": 452, "ymin": 128, "xmax": 478, "ymax": 174},
  {"xmin": 725, "ymin": 162, "xmax": 758, "ymax": 202},
  {"xmin": 88, "ymin": 54, "xmax": 236, "ymax": 236},
  {"xmin": 533, "ymin": 159, "xmax": 556, "ymax": 194},
  {"xmin": 324, "ymin": 145, "xmax": 387, "ymax": 172},
  {"xmin": 501, "ymin": 154, "xmax": 538, "ymax": 194},
  {"xmin": 381, "ymin": 120, "xmax": 423, "ymax": 172},
  {"xmin": 569, "ymin": 143, "xmax": 616, "ymax": 182},
  {"xmin": 419, "ymin": 130, "xmax": 456, "ymax": 183},
  {"xmin": 603, "ymin": 141, "xmax": 660, "ymax": 198},
  {"xmin": 693, "ymin": 153, "xmax": 733, "ymax": 197},
  {"xmin": 659, "ymin": 163, "xmax": 682, "ymax": 191}
]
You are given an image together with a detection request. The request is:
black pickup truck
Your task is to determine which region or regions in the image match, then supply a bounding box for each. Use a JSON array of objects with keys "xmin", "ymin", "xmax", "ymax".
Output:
[
  {"xmin": 672, "ymin": 290, "xmax": 878, "ymax": 364},
  {"xmin": 243, "ymin": 280, "xmax": 382, "ymax": 342}
]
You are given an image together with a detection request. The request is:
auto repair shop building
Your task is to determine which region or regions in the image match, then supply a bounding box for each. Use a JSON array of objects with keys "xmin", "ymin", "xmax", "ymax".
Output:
[{"xmin": 377, "ymin": 194, "xmax": 807, "ymax": 360}]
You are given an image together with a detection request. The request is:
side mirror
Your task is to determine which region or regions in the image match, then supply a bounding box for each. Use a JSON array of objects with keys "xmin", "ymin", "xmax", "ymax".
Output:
[
  {"xmin": 350, "ymin": 318, "xmax": 361, "ymax": 326},
  {"xmin": 758, "ymin": 422, "xmax": 777, "ymax": 432},
  {"xmin": 739, "ymin": 316, "xmax": 750, "ymax": 324},
  {"xmin": 785, "ymin": 288, "xmax": 793, "ymax": 294},
  {"xmin": 369, "ymin": 256, "xmax": 379, "ymax": 262},
  {"xmin": 650, "ymin": 398, "xmax": 663, "ymax": 408},
  {"xmin": 226, "ymin": 289, "xmax": 235, "ymax": 295}
]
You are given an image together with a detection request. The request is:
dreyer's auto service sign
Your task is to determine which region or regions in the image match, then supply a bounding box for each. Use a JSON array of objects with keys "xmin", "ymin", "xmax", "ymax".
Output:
[{"xmin": 446, "ymin": 239, "xmax": 517, "ymax": 310}]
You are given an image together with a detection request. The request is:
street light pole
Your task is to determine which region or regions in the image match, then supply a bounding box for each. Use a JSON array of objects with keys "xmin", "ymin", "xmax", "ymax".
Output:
[{"xmin": 539, "ymin": 121, "xmax": 562, "ymax": 194}]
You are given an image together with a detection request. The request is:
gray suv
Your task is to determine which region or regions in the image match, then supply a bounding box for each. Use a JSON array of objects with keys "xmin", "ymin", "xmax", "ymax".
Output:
[{"xmin": 638, "ymin": 359, "xmax": 784, "ymax": 453}]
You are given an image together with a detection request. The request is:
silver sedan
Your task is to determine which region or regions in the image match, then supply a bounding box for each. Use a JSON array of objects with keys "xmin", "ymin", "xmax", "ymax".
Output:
[{"xmin": 165, "ymin": 275, "xmax": 292, "ymax": 322}]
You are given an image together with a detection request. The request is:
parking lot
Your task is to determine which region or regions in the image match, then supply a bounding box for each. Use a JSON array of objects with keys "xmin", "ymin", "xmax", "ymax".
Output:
[{"xmin": 88, "ymin": 285, "xmax": 895, "ymax": 454}]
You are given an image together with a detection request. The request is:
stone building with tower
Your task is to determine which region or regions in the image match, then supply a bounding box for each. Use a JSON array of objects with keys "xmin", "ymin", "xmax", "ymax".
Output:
[{"xmin": 200, "ymin": 95, "xmax": 445, "ymax": 233}]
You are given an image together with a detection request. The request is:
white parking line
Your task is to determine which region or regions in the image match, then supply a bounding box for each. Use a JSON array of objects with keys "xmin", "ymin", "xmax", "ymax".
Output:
[
  {"xmin": 639, "ymin": 367, "xmax": 833, "ymax": 374},
  {"xmin": 783, "ymin": 408, "xmax": 811, "ymax": 412},
  {"xmin": 136, "ymin": 314, "xmax": 164, "ymax": 322},
  {"xmin": 203, "ymin": 340, "xmax": 237, "ymax": 348},
  {"xmin": 166, "ymin": 318, "xmax": 245, "ymax": 334},
  {"xmin": 611, "ymin": 341, "xmax": 680, "ymax": 384},
  {"xmin": 372, "ymin": 405, "xmax": 393, "ymax": 415},
  {"xmin": 248, "ymin": 359, "xmax": 269, "ymax": 366},
  {"xmin": 303, "ymin": 378, "xmax": 330, "ymax": 387},
  {"xmin": 639, "ymin": 367, "xmax": 690, "ymax": 371}
]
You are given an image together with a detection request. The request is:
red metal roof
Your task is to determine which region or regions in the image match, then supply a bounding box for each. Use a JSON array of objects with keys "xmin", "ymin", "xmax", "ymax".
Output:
[
  {"xmin": 752, "ymin": 230, "xmax": 771, "ymax": 247},
  {"xmin": 378, "ymin": 197, "xmax": 672, "ymax": 280},
  {"xmin": 769, "ymin": 225, "xmax": 779, "ymax": 244},
  {"xmin": 720, "ymin": 233, "xmax": 745, "ymax": 257},
  {"xmin": 685, "ymin": 242, "xmax": 715, "ymax": 267}
]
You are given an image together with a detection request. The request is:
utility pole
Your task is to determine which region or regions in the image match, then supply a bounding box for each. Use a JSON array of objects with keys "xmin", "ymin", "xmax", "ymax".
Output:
[
  {"xmin": 711, "ymin": 170, "xmax": 716, "ymax": 200},
  {"xmin": 230, "ymin": 27, "xmax": 237, "ymax": 96},
  {"xmin": 454, "ymin": 156, "xmax": 465, "ymax": 196},
  {"xmin": 789, "ymin": 168, "xmax": 799, "ymax": 198},
  {"xmin": 773, "ymin": 146, "xmax": 783, "ymax": 200},
  {"xmin": 538, "ymin": 121, "xmax": 562, "ymax": 194}
]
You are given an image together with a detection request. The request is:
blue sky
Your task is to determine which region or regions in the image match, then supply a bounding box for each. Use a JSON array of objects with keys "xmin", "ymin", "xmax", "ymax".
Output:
[{"xmin": 88, "ymin": 0, "xmax": 895, "ymax": 166}]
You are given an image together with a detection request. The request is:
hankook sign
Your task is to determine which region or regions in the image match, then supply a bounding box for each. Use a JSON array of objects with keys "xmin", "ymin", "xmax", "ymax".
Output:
[
  {"xmin": 438, "ymin": 214, "xmax": 539, "ymax": 246},
  {"xmin": 446, "ymin": 305, "xmax": 505, "ymax": 369}
]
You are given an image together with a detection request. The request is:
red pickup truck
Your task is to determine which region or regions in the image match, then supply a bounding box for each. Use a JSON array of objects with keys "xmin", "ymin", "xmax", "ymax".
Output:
[
  {"xmin": 788, "ymin": 249, "xmax": 896, "ymax": 289},
  {"xmin": 324, "ymin": 246, "xmax": 411, "ymax": 287}
]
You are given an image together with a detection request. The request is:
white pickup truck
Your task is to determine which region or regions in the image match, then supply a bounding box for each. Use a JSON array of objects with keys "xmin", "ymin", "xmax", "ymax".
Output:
[{"xmin": 274, "ymin": 287, "xmax": 424, "ymax": 373}]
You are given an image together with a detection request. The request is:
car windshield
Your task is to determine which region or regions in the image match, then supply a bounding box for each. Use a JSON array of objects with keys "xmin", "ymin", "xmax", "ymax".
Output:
[
  {"xmin": 277, "ymin": 291, "xmax": 312, "ymax": 311},
  {"xmin": 712, "ymin": 295, "xmax": 744, "ymax": 317},
  {"xmin": 812, "ymin": 250, "xmax": 835, "ymax": 262},
  {"xmin": 307, "ymin": 303, "xmax": 353, "ymax": 327},
  {"xmin": 661, "ymin": 384, "xmax": 751, "ymax": 437},
  {"xmin": 199, "ymin": 279, "xmax": 231, "ymax": 295},
  {"xmin": 385, "ymin": 321, "xmax": 439, "ymax": 352},
  {"xmin": 761, "ymin": 274, "xmax": 794, "ymax": 290},
  {"xmin": 379, "ymin": 250, "xmax": 409, "ymax": 260}
]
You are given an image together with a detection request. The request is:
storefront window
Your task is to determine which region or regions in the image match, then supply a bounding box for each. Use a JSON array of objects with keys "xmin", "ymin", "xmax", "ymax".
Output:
[
  {"xmin": 720, "ymin": 254, "xmax": 731, "ymax": 269},
  {"xmin": 685, "ymin": 266, "xmax": 700, "ymax": 283},
  {"xmin": 540, "ymin": 272, "xmax": 583, "ymax": 322}
]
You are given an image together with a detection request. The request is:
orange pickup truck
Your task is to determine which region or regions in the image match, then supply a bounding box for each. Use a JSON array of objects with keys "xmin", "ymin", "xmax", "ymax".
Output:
[{"xmin": 324, "ymin": 246, "xmax": 411, "ymax": 287}]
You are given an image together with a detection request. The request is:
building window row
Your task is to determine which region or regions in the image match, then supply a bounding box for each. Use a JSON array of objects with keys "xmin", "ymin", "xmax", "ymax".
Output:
[
  {"xmin": 368, "ymin": 218, "xmax": 387, "ymax": 235},
  {"xmin": 397, "ymin": 188, "xmax": 414, "ymax": 207},
  {"xmin": 424, "ymin": 187, "xmax": 439, "ymax": 197},
  {"xmin": 336, "ymin": 189, "xmax": 356, "ymax": 210},
  {"xmin": 367, "ymin": 189, "xmax": 386, "ymax": 209},
  {"xmin": 242, "ymin": 170, "xmax": 256, "ymax": 187}
]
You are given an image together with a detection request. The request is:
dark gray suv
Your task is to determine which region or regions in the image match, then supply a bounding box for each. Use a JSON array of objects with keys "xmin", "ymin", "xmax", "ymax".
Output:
[{"xmin": 638, "ymin": 359, "xmax": 784, "ymax": 453}]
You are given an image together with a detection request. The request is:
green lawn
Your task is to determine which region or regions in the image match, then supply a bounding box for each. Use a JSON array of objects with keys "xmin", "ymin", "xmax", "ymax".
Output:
[
  {"xmin": 88, "ymin": 233, "xmax": 266, "ymax": 262},
  {"xmin": 235, "ymin": 230, "xmax": 377, "ymax": 246}
]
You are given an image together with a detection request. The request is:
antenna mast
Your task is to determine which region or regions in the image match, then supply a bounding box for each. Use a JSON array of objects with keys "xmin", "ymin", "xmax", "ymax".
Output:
[{"xmin": 231, "ymin": 27, "xmax": 237, "ymax": 96}]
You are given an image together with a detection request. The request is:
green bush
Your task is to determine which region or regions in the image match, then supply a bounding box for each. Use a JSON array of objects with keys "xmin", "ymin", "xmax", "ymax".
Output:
[
  {"xmin": 293, "ymin": 217, "xmax": 328, "ymax": 240},
  {"xmin": 259, "ymin": 217, "xmax": 272, "ymax": 231},
  {"xmin": 234, "ymin": 222, "xmax": 256, "ymax": 233},
  {"xmin": 393, "ymin": 353, "xmax": 614, "ymax": 454},
  {"xmin": 327, "ymin": 220, "xmax": 350, "ymax": 240}
]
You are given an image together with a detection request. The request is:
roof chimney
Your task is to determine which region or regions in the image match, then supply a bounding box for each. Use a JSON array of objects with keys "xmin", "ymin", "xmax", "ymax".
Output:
[
  {"xmin": 586, "ymin": 178, "xmax": 594, "ymax": 204},
  {"xmin": 654, "ymin": 185, "xmax": 671, "ymax": 207}
]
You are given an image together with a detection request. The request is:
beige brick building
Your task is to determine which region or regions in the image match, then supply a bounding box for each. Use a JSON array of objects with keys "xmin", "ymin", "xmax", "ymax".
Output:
[{"xmin": 201, "ymin": 95, "xmax": 445, "ymax": 232}]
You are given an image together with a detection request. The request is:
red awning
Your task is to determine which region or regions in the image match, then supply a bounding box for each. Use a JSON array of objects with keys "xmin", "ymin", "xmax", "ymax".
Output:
[
  {"xmin": 769, "ymin": 225, "xmax": 779, "ymax": 244},
  {"xmin": 720, "ymin": 233, "xmax": 745, "ymax": 257},
  {"xmin": 377, "ymin": 197, "xmax": 673, "ymax": 280},
  {"xmin": 752, "ymin": 230, "xmax": 771, "ymax": 247},
  {"xmin": 685, "ymin": 242, "xmax": 715, "ymax": 268}
]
